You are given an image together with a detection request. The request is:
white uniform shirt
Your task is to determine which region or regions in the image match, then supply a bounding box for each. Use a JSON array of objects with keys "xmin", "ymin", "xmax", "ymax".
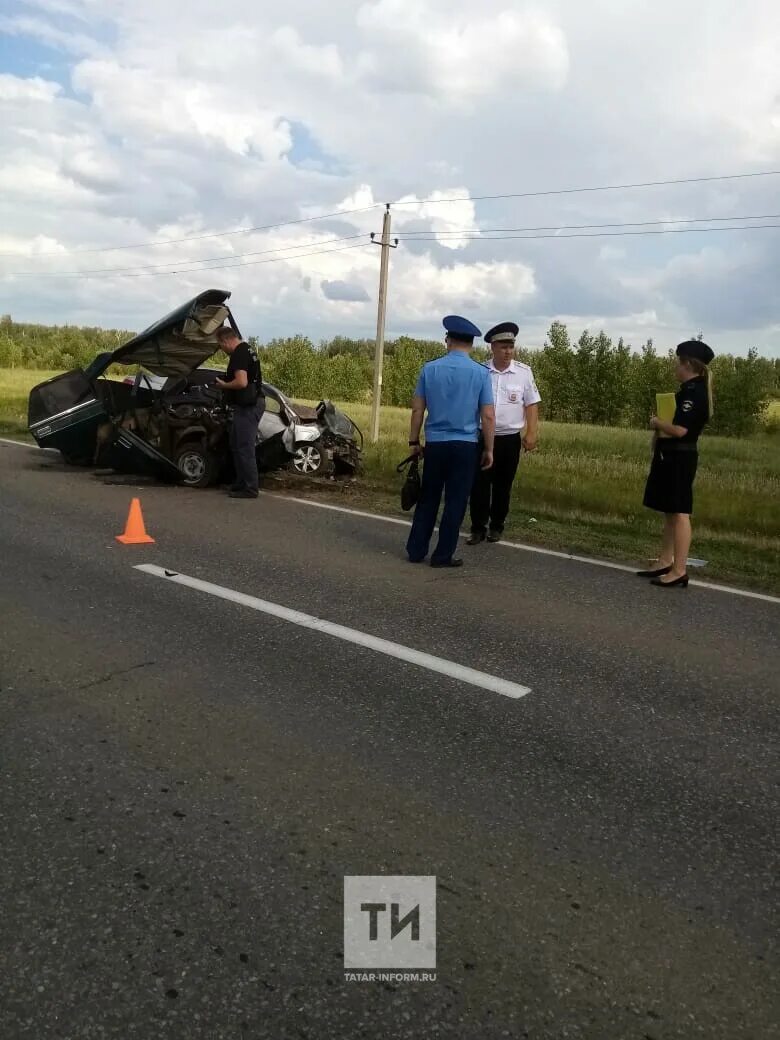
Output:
[{"xmin": 487, "ymin": 359, "xmax": 542, "ymax": 435}]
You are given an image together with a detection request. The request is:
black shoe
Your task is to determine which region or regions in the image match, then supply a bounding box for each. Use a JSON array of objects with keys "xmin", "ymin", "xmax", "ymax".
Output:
[
  {"xmin": 487, "ymin": 530, "xmax": 502, "ymax": 543},
  {"xmin": 466, "ymin": 531, "xmax": 486, "ymax": 546},
  {"xmin": 430, "ymin": 558, "xmax": 464, "ymax": 569},
  {"xmin": 229, "ymin": 489, "xmax": 259, "ymax": 499},
  {"xmin": 636, "ymin": 565, "xmax": 672, "ymax": 578},
  {"xmin": 651, "ymin": 573, "xmax": 689, "ymax": 588},
  {"xmin": 228, "ymin": 483, "xmax": 245, "ymax": 493}
]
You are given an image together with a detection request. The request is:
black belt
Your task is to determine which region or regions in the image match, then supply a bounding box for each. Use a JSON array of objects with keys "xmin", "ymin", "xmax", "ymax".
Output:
[{"xmin": 657, "ymin": 441, "xmax": 698, "ymax": 453}]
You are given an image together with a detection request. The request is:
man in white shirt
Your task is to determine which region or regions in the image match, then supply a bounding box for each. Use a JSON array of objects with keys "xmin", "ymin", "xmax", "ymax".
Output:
[{"xmin": 467, "ymin": 321, "xmax": 541, "ymax": 544}]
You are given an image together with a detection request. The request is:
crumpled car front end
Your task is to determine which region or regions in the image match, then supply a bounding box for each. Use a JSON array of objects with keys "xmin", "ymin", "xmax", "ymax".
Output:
[{"xmin": 316, "ymin": 401, "xmax": 363, "ymax": 474}]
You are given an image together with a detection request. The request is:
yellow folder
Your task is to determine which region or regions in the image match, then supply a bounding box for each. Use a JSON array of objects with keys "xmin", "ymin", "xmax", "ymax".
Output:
[{"xmin": 656, "ymin": 392, "xmax": 676, "ymax": 438}]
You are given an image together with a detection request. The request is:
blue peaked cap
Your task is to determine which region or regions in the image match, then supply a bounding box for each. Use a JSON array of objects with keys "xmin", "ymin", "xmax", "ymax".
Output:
[{"xmin": 443, "ymin": 315, "xmax": 482, "ymax": 341}]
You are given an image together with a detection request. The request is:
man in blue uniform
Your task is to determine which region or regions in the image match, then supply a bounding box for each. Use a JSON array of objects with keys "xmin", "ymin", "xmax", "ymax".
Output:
[{"xmin": 405, "ymin": 316, "xmax": 495, "ymax": 568}]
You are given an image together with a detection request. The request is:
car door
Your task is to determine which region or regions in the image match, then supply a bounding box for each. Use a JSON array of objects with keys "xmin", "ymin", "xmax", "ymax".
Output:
[
  {"xmin": 256, "ymin": 389, "xmax": 295, "ymax": 470},
  {"xmin": 103, "ymin": 428, "xmax": 182, "ymax": 483}
]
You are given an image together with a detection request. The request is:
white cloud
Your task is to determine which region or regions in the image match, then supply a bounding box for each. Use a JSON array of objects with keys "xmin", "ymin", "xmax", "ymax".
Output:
[
  {"xmin": 18, "ymin": 0, "xmax": 91, "ymax": 18},
  {"xmin": 270, "ymin": 26, "xmax": 346, "ymax": 83},
  {"xmin": 0, "ymin": 0, "xmax": 778, "ymax": 355},
  {"xmin": 0, "ymin": 233, "xmax": 68, "ymax": 257},
  {"xmin": 0, "ymin": 72, "xmax": 61, "ymax": 102},
  {"xmin": 60, "ymin": 147, "xmax": 121, "ymax": 191},
  {"xmin": 391, "ymin": 253, "xmax": 536, "ymax": 321},
  {"xmin": 71, "ymin": 59, "xmax": 293, "ymax": 158},
  {"xmin": 356, "ymin": 0, "xmax": 568, "ymax": 102},
  {"xmin": 392, "ymin": 190, "xmax": 478, "ymax": 250},
  {"xmin": 0, "ymin": 158, "xmax": 93, "ymax": 203},
  {"xmin": 0, "ymin": 13, "xmax": 102, "ymax": 56}
]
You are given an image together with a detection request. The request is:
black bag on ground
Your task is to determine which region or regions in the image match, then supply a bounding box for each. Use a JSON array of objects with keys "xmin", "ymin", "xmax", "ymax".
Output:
[{"xmin": 397, "ymin": 454, "xmax": 421, "ymax": 511}]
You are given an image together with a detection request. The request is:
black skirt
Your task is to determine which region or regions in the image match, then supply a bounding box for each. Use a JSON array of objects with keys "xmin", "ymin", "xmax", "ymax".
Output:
[{"xmin": 643, "ymin": 443, "xmax": 699, "ymax": 515}]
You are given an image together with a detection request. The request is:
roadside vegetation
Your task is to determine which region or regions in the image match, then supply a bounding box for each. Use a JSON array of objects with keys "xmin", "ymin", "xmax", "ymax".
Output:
[
  {"xmin": 2, "ymin": 314, "xmax": 778, "ymax": 435},
  {"xmin": 3, "ymin": 365, "xmax": 778, "ymax": 593}
]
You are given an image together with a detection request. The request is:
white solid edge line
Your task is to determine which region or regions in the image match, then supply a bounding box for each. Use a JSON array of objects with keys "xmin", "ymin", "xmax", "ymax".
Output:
[
  {"xmin": 134, "ymin": 563, "xmax": 530, "ymax": 700},
  {"xmin": 3, "ymin": 436, "xmax": 776, "ymax": 606},
  {"xmin": 0, "ymin": 436, "xmax": 57, "ymax": 452},
  {"xmin": 263, "ymin": 492, "xmax": 780, "ymax": 606},
  {"xmin": 272, "ymin": 491, "xmax": 412, "ymax": 528}
]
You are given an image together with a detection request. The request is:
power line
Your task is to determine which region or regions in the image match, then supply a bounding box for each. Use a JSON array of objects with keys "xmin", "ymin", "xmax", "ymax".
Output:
[
  {"xmin": 14, "ymin": 214, "xmax": 772, "ymax": 277},
  {"xmin": 0, "ymin": 205, "xmax": 379, "ymax": 259},
  {"xmin": 93, "ymin": 239, "xmax": 371, "ymax": 278},
  {"xmin": 15, "ymin": 222, "xmax": 777, "ymax": 282},
  {"xmin": 399, "ymin": 224, "xmax": 780, "ymax": 243},
  {"xmin": 21, "ymin": 241, "xmax": 372, "ymax": 280},
  {"xmin": 5, "ymin": 168, "xmax": 779, "ymax": 260},
  {"xmin": 12, "ymin": 233, "xmax": 367, "ymax": 278},
  {"xmin": 392, "ymin": 169, "xmax": 780, "ymax": 207},
  {"xmin": 396, "ymin": 213, "xmax": 780, "ymax": 236}
]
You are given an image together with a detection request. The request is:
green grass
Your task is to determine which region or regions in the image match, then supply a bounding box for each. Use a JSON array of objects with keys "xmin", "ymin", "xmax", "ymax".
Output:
[
  {"xmin": 0, "ymin": 368, "xmax": 62, "ymax": 437},
  {"xmin": 315, "ymin": 399, "xmax": 780, "ymax": 594},
  {"xmin": 0, "ymin": 368, "xmax": 126, "ymax": 437},
  {"xmin": 4, "ymin": 369, "xmax": 779, "ymax": 593}
]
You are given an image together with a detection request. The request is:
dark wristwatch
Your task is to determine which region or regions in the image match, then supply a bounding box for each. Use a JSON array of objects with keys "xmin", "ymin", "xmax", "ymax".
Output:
[{"xmin": 408, "ymin": 440, "xmax": 420, "ymax": 446}]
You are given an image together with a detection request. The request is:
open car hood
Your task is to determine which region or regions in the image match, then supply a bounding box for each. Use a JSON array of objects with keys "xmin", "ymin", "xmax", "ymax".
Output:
[{"xmin": 99, "ymin": 290, "xmax": 238, "ymax": 378}]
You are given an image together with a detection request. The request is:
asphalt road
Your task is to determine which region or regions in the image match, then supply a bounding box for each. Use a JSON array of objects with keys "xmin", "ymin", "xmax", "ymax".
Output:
[{"xmin": 0, "ymin": 442, "xmax": 778, "ymax": 1040}]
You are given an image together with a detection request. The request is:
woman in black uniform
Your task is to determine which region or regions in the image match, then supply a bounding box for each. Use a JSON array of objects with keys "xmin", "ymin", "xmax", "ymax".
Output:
[{"xmin": 638, "ymin": 340, "xmax": 714, "ymax": 588}]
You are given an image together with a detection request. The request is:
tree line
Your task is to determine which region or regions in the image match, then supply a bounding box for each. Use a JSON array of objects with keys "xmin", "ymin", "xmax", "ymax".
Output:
[{"xmin": 2, "ymin": 313, "xmax": 777, "ymax": 436}]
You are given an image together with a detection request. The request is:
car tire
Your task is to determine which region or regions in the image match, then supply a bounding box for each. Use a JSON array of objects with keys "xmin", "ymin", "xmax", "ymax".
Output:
[
  {"xmin": 292, "ymin": 441, "xmax": 328, "ymax": 476},
  {"xmin": 174, "ymin": 443, "xmax": 219, "ymax": 488}
]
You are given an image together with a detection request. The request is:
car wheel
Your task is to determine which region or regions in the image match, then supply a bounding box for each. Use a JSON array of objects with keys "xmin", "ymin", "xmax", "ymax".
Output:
[
  {"xmin": 175, "ymin": 443, "xmax": 218, "ymax": 488},
  {"xmin": 292, "ymin": 441, "xmax": 327, "ymax": 476}
]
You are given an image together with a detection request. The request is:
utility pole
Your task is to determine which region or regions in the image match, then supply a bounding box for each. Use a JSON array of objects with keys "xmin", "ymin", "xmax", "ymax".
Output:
[{"xmin": 369, "ymin": 205, "xmax": 397, "ymax": 443}]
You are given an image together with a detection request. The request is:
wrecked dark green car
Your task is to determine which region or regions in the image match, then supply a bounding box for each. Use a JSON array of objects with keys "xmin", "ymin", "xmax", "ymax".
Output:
[
  {"xmin": 28, "ymin": 289, "xmax": 235, "ymax": 483},
  {"xmin": 28, "ymin": 289, "xmax": 362, "ymax": 486}
]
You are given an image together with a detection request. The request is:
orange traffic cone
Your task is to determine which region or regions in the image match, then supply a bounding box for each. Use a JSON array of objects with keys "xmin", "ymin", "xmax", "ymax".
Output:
[{"xmin": 116, "ymin": 497, "xmax": 155, "ymax": 545}]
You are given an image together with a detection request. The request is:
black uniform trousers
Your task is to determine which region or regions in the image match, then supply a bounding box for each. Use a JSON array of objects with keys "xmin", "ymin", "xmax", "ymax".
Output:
[
  {"xmin": 406, "ymin": 441, "xmax": 480, "ymax": 563},
  {"xmin": 230, "ymin": 401, "xmax": 264, "ymax": 493},
  {"xmin": 469, "ymin": 432, "xmax": 522, "ymax": 534}
]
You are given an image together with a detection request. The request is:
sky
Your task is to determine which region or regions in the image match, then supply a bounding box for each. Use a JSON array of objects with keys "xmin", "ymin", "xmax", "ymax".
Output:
[{"xmin": 0, "ymin": 0, "xmax": 778, "ymax": 355}]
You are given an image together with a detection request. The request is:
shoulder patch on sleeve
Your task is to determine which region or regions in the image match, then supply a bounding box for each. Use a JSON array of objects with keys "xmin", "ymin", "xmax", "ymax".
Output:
[{"xmin": 681, "ymin": 400, "xmax": 693, "ymax": 412}]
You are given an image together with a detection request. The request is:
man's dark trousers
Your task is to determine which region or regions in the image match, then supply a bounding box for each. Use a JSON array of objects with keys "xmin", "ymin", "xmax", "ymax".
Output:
[
  {"xmin": 406, "ymin": 441, "xmax": 480, "ymax": 563},
  {"xmin": 230, "ymin": 402, "xmax": 264, "ymax": 493},
  {"xmin": 470, "ymin": 432, "xmax": 521, "ymax": 535}
]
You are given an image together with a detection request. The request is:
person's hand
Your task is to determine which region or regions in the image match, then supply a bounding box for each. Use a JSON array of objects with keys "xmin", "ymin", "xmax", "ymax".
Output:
[
  {"xmin": 411, "ymin": 444, "xmax": 423, "ymax": 457},
  {"xmin": 215, "ymin": 377, "xmax": 226, "ymax": 389},
  {"xmin": 480, "ymin": 449, "xmax": 494, "ymax": 470},
  {"xmin": 523, "ymin": 434, "xmax": 538, "ymax": 453},
  {"xmin": 649, "ymin": 415, "xmax": 661, "ymax": 430}
]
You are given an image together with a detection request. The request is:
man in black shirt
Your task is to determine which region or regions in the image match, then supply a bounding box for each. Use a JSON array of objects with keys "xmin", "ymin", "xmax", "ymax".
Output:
[{"xmin": 215, "ymin": 327, "xmax": 265, "ymax": 499}]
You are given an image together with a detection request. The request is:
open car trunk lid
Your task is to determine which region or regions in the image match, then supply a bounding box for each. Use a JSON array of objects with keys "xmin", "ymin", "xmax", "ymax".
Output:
[{"xmin": 106, "ymin": 289, "xmax": 237, "ymax": 378}]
